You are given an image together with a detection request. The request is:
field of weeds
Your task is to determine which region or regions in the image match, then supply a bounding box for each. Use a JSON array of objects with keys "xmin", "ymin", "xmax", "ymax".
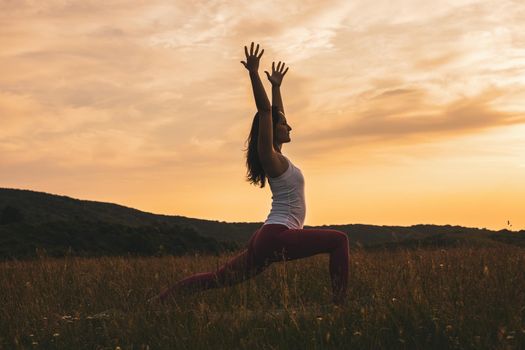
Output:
[{"xmin": 1, "ymin": 246, "xmax": 524, "ymax": 349}]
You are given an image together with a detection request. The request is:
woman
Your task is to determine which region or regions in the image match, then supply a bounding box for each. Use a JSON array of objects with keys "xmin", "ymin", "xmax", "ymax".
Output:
[{"xmin": 151, "ymin": 42, "xmax": 349, "ymax": 306}]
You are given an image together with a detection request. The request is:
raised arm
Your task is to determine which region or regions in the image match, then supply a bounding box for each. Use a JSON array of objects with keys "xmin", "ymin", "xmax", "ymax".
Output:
[
  {"xmin": 241, "ymin": 42, "xmax": 271, "ymax": 114},
  {"xmin": 241, "ymin": 42, "xmax": 276, "ymax": 164},
  {"xmin": 264, "ymin": 61, "xmax": 289, "ymax": 114}
]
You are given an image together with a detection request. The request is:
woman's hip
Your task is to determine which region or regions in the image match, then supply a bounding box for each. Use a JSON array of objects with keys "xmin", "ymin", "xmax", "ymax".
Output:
[{"xmin": 248, "ymin": 224, "xmax": 290, "ymax": 262}]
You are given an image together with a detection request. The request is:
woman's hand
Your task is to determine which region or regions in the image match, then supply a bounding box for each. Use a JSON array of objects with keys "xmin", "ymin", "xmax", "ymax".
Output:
[
  {"xmin": 264, "ymin": 61, "xmax": 289, "ymax": 87},
  {"xmin": 241, "ymin": 42, "xmax": 264, "ymax": 73}
]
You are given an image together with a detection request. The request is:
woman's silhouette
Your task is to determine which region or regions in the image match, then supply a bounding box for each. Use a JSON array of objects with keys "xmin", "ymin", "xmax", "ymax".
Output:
[{"xmin": 151, "ymin": 42, "xmax": 349, "ymax": 306}]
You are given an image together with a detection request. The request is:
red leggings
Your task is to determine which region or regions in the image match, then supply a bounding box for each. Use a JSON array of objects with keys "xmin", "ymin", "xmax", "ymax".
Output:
[{"xmin": 159, "ymin": 224, "xmax": 349, "ymax": 304}]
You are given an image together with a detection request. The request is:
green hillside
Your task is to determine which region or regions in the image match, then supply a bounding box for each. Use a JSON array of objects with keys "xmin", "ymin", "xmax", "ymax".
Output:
[
  {"xmin": 0, "ymin": 187, "xmax": 260, "ymax": 243},
  {"xmin": 1, "ymin": 188, "xmax": 523, "ymax": 261}
]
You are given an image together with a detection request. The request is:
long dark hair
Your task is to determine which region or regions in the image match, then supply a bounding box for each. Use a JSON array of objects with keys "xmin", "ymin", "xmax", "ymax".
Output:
[{"xmin": 244, "ymin": 107, "xmax": 281, "ymax": 188}]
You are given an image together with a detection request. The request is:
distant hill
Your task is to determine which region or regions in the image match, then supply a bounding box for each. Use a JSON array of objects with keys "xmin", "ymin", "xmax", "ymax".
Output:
[
  {"xmin": 0, "ymin": 188, "xmax": 259, "ymax": 243},
  {"xmin": 1, "ymin": 188, "xmax": 523, "ymax": 260}
]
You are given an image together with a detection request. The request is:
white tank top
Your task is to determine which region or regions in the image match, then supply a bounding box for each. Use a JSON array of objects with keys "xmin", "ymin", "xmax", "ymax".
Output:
[{"xmin": 263, "ymin": 155, "xmax": 306, "ymax": 229}]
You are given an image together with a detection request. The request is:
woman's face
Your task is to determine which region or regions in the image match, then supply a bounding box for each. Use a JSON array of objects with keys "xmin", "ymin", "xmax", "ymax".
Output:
[{"xmin": 274, "ymin": 112, "xmax": 292, "ymax": 144}]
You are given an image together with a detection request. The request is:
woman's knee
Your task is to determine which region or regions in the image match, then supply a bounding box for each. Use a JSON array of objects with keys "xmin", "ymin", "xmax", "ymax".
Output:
[{"xmin": 331, "ymin": 230, "xmax": 349, "ymax": 246}]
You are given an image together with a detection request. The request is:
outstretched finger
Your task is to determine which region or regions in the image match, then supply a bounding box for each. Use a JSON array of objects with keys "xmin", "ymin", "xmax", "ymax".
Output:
[
  {"xmin": 272, "ymin": 61, "xmax": 275, "ymax": 72},
  {"xmin": 254, "ymin": 43, "xmax": 260, "ymax": 56},
  {"xmin": 240, "ymin": 61, "xmax": 247, "ymax": 68},
  {"xmin": 279, "ymin": 62, "xmax": 286, "ymax": 73},
  {"xmin": 250, "ymin": 42, "xmax": 254, "ymax": 55},
  {"xmin": 283, "ymin": 67, "xmax": 289, "ymax": 76},
  {"xmin": 257, "ymin": 48, "xmax": 264, "ymax": 58},
  {"xmin": 277, "ymin": 61, "xmax": 282, "ymax": 71},
  {"xmin": 244, "ymin": 46, "xmax": 249, "ymax": 58}
]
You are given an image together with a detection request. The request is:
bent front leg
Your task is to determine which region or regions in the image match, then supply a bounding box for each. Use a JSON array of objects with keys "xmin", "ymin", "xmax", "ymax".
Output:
[{"xmin": 275, "ymin": 228, "xmax": 350, "ymax": 305}]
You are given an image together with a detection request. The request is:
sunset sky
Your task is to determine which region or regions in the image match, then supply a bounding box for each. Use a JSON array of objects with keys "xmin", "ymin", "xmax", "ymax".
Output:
[{"xmin": 1, "ymin": 0, "xmax": 524, "ymax": 231}]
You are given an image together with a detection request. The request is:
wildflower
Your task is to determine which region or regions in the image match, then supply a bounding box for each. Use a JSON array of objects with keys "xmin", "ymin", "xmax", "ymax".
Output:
[
  {"xmin": 32, "ymin": 341, "xmax": 38, "ymax": 345},
  {"xmin": 439, "ymin": 264, "xmax": 444, "ymax": 268},
  {"xmin": 483, "ymin": 266, "xmax": 489, "ymax": 276},
  {"xmin": 353, "ymin": 331, "xmax": 362, "ymax": 336},
  {"xmin": 316, "ymin": 316, "xmax": 323, "ymax": 321},
  {"xmin": 445, "ymin": 325, "xmax": 453, "ymax": 332},
  {"xmin": 53, "ymin": 333, "xmax": 60, "ymax": 337},
  {"xmin": 392, "ymin": 297, "xmax": 397, "ymax": 303}
]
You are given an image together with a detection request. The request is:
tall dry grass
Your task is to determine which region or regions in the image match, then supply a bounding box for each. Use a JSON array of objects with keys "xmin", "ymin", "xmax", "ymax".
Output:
[{"xmin": 1, "ymin": 246, "xmax": 524, "ymax": 349}]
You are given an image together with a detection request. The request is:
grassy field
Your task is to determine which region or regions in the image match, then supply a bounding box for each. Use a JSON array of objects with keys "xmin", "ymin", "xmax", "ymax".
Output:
[{"xmin": 1, "ymin": 246, "xmax": 524, "ymax": 349}]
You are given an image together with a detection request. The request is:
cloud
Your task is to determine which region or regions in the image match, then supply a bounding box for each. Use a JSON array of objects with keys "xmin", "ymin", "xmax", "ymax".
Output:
[
  {"xmin": 294, "ymin": 87, "xmax": 524, "ymax": 159},
  {"xmin": 1, "ymin": 0, "xmax": 525, "ymax": 230}
]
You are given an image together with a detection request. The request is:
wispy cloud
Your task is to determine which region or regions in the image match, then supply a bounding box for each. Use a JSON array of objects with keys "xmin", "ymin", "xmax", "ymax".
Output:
[
  {"xmin": 300, "ymin": 87, "xmax": 523, "ymax": 148},
  {"xmin": 1, "ymin": 0, "xmax": 524, "ymax": 229}
]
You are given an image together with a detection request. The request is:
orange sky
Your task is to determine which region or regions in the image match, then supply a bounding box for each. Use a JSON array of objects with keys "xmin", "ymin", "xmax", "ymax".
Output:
[{"xmin": 1, "ymin": 0, "xmax": 524, "ymax": 230}]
